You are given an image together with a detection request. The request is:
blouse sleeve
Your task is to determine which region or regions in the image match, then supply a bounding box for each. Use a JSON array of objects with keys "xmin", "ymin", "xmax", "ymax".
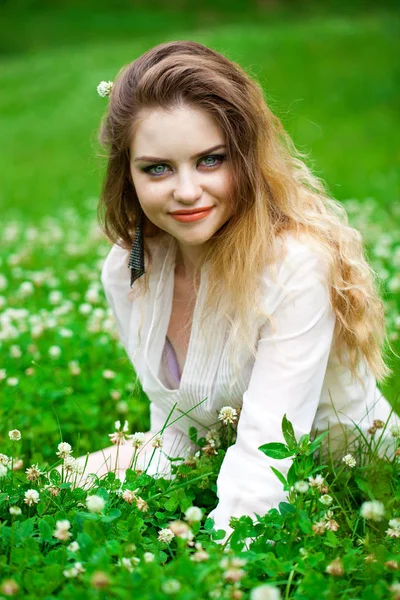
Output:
[
  {"xmin": 100, "ymin": 242, "xmax": 132, "ymax": 356},
  {"xmin": 207, "ymin": 239, "xmax": 336, "ymax": 542}
]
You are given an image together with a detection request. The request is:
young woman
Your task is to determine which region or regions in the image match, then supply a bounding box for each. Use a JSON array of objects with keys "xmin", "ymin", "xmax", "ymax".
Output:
[{"xmin": 59, "ymin": 40, "xmax": 399, "ymax": 538}]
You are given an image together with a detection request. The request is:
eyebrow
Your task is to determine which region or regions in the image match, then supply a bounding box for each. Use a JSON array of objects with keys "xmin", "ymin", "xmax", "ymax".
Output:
[{"xmin": 133, "ymin": 144, "xmax": 226, "ymax": 163}]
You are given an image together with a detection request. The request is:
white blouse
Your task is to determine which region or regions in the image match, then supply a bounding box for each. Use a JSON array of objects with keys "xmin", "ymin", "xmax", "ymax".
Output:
[{"xmin": 101, "ymin": 231, "xmax": 399, "ymax": 540}]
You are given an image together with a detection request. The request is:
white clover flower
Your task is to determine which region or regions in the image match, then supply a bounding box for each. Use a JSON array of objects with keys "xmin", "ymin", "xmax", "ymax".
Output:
[
  {"xmin": 390, "ymin": 425, "xmax": 400, "ymax": 438},
  {"xmin": 85, "ymin": 288, "xmax": 100, "ymax": 303},
  {"xmin": 388, "ymin": 518, "xmax": 400, "ymax": 530},
  {"xmin": 45, "ymin": 318, "xmax": 57, "ymax": 329},
  {"xmin": 151, "ymin": 434, "xmax": 163, "ymax": 449},
  {"xmin": 386, "ymin": 527, "xmax": 400, "ymax": 538},
  {"xmin": 31, "ymin": 325, "xmax": 44, "ymax": 338},
  {"xmin": 0, "ymin": 453, "xmax": 11, "ymax": 467},
  {"xmin": 0, "ymin": 369, "xmax": 7, "ymax": 380},
  {"xmin": 53, "ymin": 520, "xmax": 72, "ymax": 541},
  {"xmin": 68, "ymin": 360, "xmax": 81, "ymax": 376},
  {"xmin": 319, "ymin": 494, "xmax": 333, "ymax": 506},
  {"xmin": 25, "ymin": 464, "xmax": 43, "ymax": 482},
  {"xmin": 119, "ymin": 557, "xmax": 134, "ymax": 573},
  {"xmin": 72, "ymin": 461, "xmax": 84, "ymax": 477},
  {"xmin": 49, "ymin": 290, "xmax": 63, "ymax": 305},
  {"xmin": 109, "ymin": 420, "xmax": 133, "ymax": 445},
  {"xmin": 168, "ymin": 520, "xmax": 193, "ymax": 541},
  {"xmin": 161, "ymin": 579, "xmax": 181, "ymax": 594},
  {"xmin": 79, "ymin": 303, "xmax": 92, "ymax": 315},
  {"xmin": 74, "ymin": 562, "xmax": 86, "ymax": 575},
  {"xmin": 116, "ymin": 401, "xmax": 129, "ymax": 414},
  {"xmin": 122, "ymin": 489, "xmax": 138, "ymax": 504},
  {"xmin": 24, "ymin": 489, "xmax": 40, "ymax": 505},
  {"xmin": 63, "ymin": 562, "xmax": 85, "ymax": 578},
  {"xmin": 19, "ymin": 281, "xmax": 34, "ymax": 296},
  {"xmin": 218, "ymin": 406, "xmax": 238, "ymax": 425},
  {"xmin": 190, "ymin": 547, "xmax": 209, "ymax": 562},
  {"xmin": 325, "ymin": 557, "xmax": 344, "ymax": 576},
  {"xmin": 308, "ymin": 474, "xmax": 325, "ymax": 488},
  {"xmin": 0, "ymin": 465, "xmax": 8, "ymax": 478},
  {"xmin": 59, "ymin": 328, "xmax": 73, "ymax": 338},
  {"xmin": 6, "ymin": 377, "xmax": 19, "ymax": 386},
  {"xmin": 97, "ymin": 80, "xmax": 114, "ymax": 98},
  {"xmin": 111, "ymin": 390, "xmax": 121, "ymax": 400},
  {"xmin": 63, "ymin": 566, "xmax": 79, "ymax": 578},
  {"xmin": 49, "ymin": 345, "xmax": 61, "ymax": 359},
  {"xmin": 360, "ymin": 500, "xmax": 385, "ymax": 522},
  {"xmin": 63, "ymin": 455, "xmax": 78, "ymax": 472},
  {"xmin": 389, "ymin": 583, "xmax": 400, "ymax": 594},
  {"xmin": 115, "ymin": 420, "xmax": 127, "ymax": 431},
  {"xmin": 250, "ymin": 584, "xmax": 282, "ymax": 600},
  {"xmin": 131, "ymin": 432, "xmax": 146, "ymax": 449},
  {"xmin": 312, "ymin": 520, "xmax": 327, "ymax": 534},
  {"xmin": 388, "ymin": 275, "xmax": 400, "ymax": 293},
  {"xmin": 9, "ymin": 429, "xmax": 21, "ymax": 441},
  {"xmin": 157, "ymin": 528, "xmax": 175, "ymax": 543},
  {"xmin": 67, "ymin": 541, "xmax": 80, "ymax": 552},
  {"xmin": 342, "ymin": 454, "xmax": 356, "ymax": 468},
  {"xmin": 294, "ymin": 480, "xmax": 310, "ymax": 494},
  {"xmin": 56, "ymin": 441, "xmax": 72, "ymax": 459},
  {"xmin": 136, "ymin": 497, "xmax": 149, "ymax": 512},
  {"xmin": 386, "ymin": 518, "xmax": 400, "ymax": 538},
  {"xmin": 10, "ymin": 345, "xmax": 22, "ymax": 358},
  {"xmin": 9, "ymin": 506, "xmax": 22, "ymax": 515},
  {"xmin": 184, "ymin": 506, "xmax": 203, "ymax": 523},
  {"xmin": 102, "ymin": 369, "xmax": 116, "ymax": 380},
  {"xmin": 86, "ymin": 494, "xmax": 105, "ymax": 513},
  {"xmin": 143, "ymin": 551, "xmax": 155, "ymax": 563}
]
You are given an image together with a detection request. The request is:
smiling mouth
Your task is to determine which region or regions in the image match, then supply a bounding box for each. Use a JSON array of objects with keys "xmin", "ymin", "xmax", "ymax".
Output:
[
  {"xmin": 170, "ymin": 207, "xmax": 213, "ymax": 215},
  {"xmin": 170, "ymin": 208, "xmax": 213, "ymax": 222}
]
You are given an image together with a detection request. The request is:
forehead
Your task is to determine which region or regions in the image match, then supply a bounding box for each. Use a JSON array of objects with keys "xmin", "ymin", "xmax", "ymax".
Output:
[{"xmin": 130, "ymin": 105, "xmax": 225, "ymax": 155}]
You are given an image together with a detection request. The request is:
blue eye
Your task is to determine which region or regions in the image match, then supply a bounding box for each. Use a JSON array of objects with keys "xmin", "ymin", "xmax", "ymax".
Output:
[
  {"xmin": 147, "ymin": 164, "xmax": 167, "ymax": 175},
  {"xmin": 202, "ymin": 154, "xmax": 224, "ymax": 167},
  {"xmin": 142, "ymin": 154, "xmax": 226, "ymax": 177}
]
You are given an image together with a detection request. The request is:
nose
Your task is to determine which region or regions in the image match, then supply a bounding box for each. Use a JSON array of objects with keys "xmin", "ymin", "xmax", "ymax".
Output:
[{"xmin": 172, "ymin": 170, "xmax": 202, "ymax": 203}]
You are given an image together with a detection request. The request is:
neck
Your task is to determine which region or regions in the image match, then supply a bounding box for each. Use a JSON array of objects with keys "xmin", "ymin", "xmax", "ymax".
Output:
[{"xmin": 174, "ymin": 243, "xmax": 204, "ymax": 281}]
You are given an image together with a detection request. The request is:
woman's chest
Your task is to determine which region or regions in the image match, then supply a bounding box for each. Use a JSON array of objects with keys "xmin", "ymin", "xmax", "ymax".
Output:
[{"xmin": 166, "ymin": 275, "xmax": 197, "ymax": 375}]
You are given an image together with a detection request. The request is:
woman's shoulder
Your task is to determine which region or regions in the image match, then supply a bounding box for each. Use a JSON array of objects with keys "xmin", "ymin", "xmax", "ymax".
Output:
[
  {"xmin": 269, "ymin": 230, "xmax": 330, "ymax": 276},
  {"xmin": 259, "ymin": 230, "xmax": 332, "ymax": 307},
  {"xmin": 101, "ymin": 241, "xmax": 130, "ymax": 287},
  {"xmin": 101, "ymin": 234, "xmax": 167, "ymax": 282}
]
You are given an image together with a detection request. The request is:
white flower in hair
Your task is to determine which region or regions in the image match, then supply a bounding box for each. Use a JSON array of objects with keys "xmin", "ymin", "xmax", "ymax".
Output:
[{"xmin": 97, "ymin": 80, "xmax": 114, "ymax": 97}]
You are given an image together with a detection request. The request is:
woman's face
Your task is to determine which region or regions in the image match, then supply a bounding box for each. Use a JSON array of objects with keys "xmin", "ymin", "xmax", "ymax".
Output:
[{"xmin": 129, "ymin": 105, "xmax": 235, "ymax": 257}]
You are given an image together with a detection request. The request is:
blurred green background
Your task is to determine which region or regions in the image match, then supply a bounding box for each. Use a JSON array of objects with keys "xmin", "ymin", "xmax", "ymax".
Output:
[{"xmin": 0, "ymin": 0, "xmax": 399, "ymax": 462}]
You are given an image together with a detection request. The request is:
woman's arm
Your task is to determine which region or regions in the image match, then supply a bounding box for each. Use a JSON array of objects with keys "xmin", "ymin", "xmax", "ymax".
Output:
[{"xmin": 208, "ymin": 239, "xmax": 336, "ymax": 542}]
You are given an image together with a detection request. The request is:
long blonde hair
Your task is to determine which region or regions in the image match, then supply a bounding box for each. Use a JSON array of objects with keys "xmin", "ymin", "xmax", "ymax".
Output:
[{"xmin": 97, "ymin": 40, "xmax": 392, "ymax": 387}]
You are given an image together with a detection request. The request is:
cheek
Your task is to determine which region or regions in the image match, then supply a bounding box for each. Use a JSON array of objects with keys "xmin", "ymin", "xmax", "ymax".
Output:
[
  {"xmin": 132, "ymin": 177, "xmax": 164, "ymax": 208},
  {"xmin": 218, "ymin": 171, "xmax": 235, "ymax": 207}
]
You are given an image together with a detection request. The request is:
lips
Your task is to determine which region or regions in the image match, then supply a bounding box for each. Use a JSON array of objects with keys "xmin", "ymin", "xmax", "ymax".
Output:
[
  {"xmin": 170, "ymin": 207, "xmax": 213, "ymax": 215},
  {"xmin": 170, "ymin": 208, "xmax": 213, "ymax": 223}
]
